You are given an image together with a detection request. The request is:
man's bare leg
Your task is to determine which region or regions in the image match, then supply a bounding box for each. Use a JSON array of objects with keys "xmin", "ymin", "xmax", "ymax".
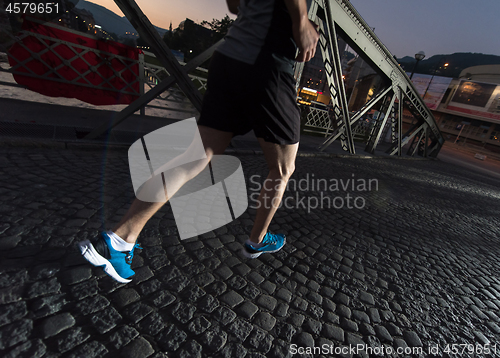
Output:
[
  {"xmin": 248, "ymin": 139, "xmax": 299, "ymax": 244},
  {"xmin": 113, "ymin": 126, "xmax": 234, "ymax": 244}
]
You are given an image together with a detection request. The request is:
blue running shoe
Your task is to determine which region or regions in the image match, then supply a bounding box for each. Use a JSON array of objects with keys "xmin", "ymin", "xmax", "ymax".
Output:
[
  {"xmin": 242, "ymin": 232, "xmax": 286, "ymax": 259},
  {"xmin": 77, "ymin": 232, "xmax": 142, "ymax": 283}
]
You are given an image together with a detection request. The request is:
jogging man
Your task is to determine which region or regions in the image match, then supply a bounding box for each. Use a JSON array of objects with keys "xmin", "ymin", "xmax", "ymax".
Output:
[{"xmin": 78, "ymin": 0, "xmax": 320, "ymax": 283}]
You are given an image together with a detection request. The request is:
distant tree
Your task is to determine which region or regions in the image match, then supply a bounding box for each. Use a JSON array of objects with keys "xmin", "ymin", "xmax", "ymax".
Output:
[{"xmin": 201, "ymin": 15, "xmax": 234, "ymax": 42}]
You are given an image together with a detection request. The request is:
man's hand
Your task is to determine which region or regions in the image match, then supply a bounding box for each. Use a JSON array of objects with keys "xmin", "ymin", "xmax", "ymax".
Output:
[
  {"xmin": 293, "ymin": 19, "xmax": 319, "ymax": 62},
  {"xmin": 284, "ymin": 0, "xmax": 319, "ymax": 62}
]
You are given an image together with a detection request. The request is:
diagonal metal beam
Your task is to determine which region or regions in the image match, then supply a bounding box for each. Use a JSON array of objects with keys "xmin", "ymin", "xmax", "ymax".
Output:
[
  {"xmin": 365, "ymin": 91, "xmax": 396, "ymax": 154},
  {"xmin": 318, "ymin": 86, "xmax": 391, "ymax": 151},
  {"xmin": 320, "ymin": 0, "xmax": 355, "ymax": 154},
  {"xmin": 113, "ymin": 0, "xmax": 203, "ymax": 110},
  {"xmin": 84, "ymin": 40, "xmax": 222, "ymax": 139}
]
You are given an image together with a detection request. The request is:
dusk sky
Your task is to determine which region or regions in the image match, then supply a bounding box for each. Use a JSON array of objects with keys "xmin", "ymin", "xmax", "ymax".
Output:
[{"xmin": 91, "ymin": 0, "xmax": 500, "ymax": 58}]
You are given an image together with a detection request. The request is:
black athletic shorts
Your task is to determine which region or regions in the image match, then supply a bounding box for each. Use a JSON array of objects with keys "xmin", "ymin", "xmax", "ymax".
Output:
[{"xmin": 198, "ymin": 51, "xmax": 300, "ymax": 145}]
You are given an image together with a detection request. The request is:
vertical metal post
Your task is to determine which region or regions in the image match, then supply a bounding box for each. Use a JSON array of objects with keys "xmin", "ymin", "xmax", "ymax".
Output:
[
  {"xmin": 366, "ymin": 92, "xmax": 396, "ymax": 154},
  {"xmin": 138, "ymin": 52, "xmax": 145, "ymax": 116},
  {"xmin": 423, "ymin": 125, "xmax": 428, "ymax": 157},
  {"xmin": 397, "ymin": 87, "xmax": 403, "ymax": 156}
]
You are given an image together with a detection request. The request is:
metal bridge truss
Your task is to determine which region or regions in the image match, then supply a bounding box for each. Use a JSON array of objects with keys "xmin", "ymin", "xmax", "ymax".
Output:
[
  {"xmin": 296, "ymin": 0, "xmax": 444, "ymax": 157},
  {"xmin": 1, "ymin": 0, "xmax": 444, "ymax": 156}
]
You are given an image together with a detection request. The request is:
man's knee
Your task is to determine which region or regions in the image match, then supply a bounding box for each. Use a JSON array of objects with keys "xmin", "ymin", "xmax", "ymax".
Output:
[{"xmin": 270, "ymin": 162, "xmax": 295, "ymax": 180}]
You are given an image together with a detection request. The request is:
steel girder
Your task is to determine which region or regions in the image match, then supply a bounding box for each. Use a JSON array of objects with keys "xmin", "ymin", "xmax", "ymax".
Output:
[{"xmin": 306, "ymin": 0, "xmax": 445, "ymax": 157}]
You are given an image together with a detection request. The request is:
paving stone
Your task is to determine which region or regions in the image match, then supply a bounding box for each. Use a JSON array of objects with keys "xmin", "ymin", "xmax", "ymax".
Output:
[
  {"xmin": 171, "ymin": 302, "xmax": 196, "ymax": 324},
  {"xmin": 138, "ymin": 278, "xmax": 162, "ymax": 295},
  {"xmin": 200, "ymin": 326, "xmax": 228, "ymax": 352},
  {"xmin": 90, "ymin": 306, "xmax": 122, "ymax": 334},
  {"xmin": 219, "ymin": 290, "xmax": 244, "ymax": 308},
  {"xmin": 61, "ymin": 266, "xmax": 92, "ymax": 285},
  {"xmin": 403, "ymin": 330, "xmax": 423, "ymax": 347},
  {"xmin": 275, "ymin": 288, "xmax": 292, "ymax": 303},
  {"xmin": 177, "ymin": 340, "xmax": 203, "ymax": 358},
  {"xmin": 340, "ymin": 317, "xmax": 359, "ymax": 333},
  {"xmin": 257, "ymin": 294, "xmax": 278, "ymax": 311},
  {"xmin": 248, "ymin": 328, "xmax": 273, "ymax": 353},
  {"xmin": 303, "ymin": 318, "xmax": 322, "ymax": 335},
  {"xmin": 219, "ymin": 342, "xmax": 247, "ymax": 358},
  {"xmin": 108, "ymin": 326, "xmax": 139, "ymax": 350},
  {"xmin": 0, "ymin": 319, "xmax": 33, "ymax": 349},
  {"xmin": 187, "ymin": 316, "xmax": 211, "ymax": 335},
  {"xmin": 253, "ymin": 312, "xmax": 277, "ymax": 331},
  {"xmin": 288, "ymin": 313, "xmax": 305, "ymax": 327},
  {"xmin": 150, "ymin": 291, "xmax": 176, "ymax": 308},
  {"xmin": 137, "ymin": 312, "xmax": 165, "ymax": 336},
  {"xmin": 247, "ymin": 272, "xmax": 265, "ymax": 285},
  {"xmin": 307, "ymin": 291, "xmax": 323, "ymax": 305},
  {"xmin": 469, "ymin": 304, "xmax": 489, "ymax": 320},
  {"xmin": 113, "ymin": 288, "xmax": 140, "ymax": 308},
  {"xmin": 0, "ymin": 301, "xmax": 27, "ymax": 327},
  {"xmin": 359, "ymin": 291, "xmax": 375, "ymax": 305},
  {"xmin": 227, "ymin": 317, "xmax": 253, "ymax": 341},
  {"xmin": 227, "ymin": 275, "xmax": 247, "ymax": 290},
  {"xmin": 333, "ymin": 291, "xmax": 350, "ymax": 306},
  {"xmin": 346, "ymin": 333, "xmax": 368, "ymax": 357},
  {"xmin": 276, "ymin": 322, "xmax": 296, "ymax": 341},
  {"xmin": 359, "ymin": 322, "xmax": 376, "ymax": 336},
  {"xmin": 275, "ymin": 302, "xmax": 289, "ymax": 317},
  {"xmin": 351, "ymin": 309, "xmax": 370, "ymax": 324},
  {"xmin": 158, "ymin": 324, "xmax": 187, "ymax": 352},
  {"xmin": 66, "ymin": 340, "xmax": 108, "ymax": 358},
  {"xmin": 322, "ymin": 323, "xmax": 344, "ymax": 342},
  {"xmin": 55, "ymin": 327, "xmax": 90, "ymax": 353},
  {"xmin": 31, "ymin": 293, "xmax": 67, "ymax": 318},
  {"xmin": 294, "ymin": 331, "xmax": 315, "ymax": 348},
  {"xmin": 181, "ymin": 284, "xmax": 207, "ymax": 303},
  {"xmin": 260, "ymin": 280, "xmax": 277, "ymax": 294},
  {"xmin": 198, "ymin": 294, "xmax": 219, "ymax": 313},
  {"xmin": 0, "ymin": 236, "xmax": 21, "ymax": 250},
  {"xmin": 123, "ymin": 302, "xmax": 154, "ymax": 323},
  {"xmin": 238, "ymin": 301, "xmax": 259, "ymax": 319},
  {"xmin": 132, "ymin": 266, "xmax": 154, "ymax": 284},
  {"xmin": 374, "ymin": 324, "xmax": 393, "ymax": 342},
  {"xmin": 336, "ymin": 304, "xmax": 351, "ymax": 319},
  {"xmin": 368, "ymin": 307, "xmax": 381, "ymax": 323},
  {"xmin": 486, "ymin": 321, "xmax": 500, "ymax": 335},
  {"xmin": 385, "ymin": 322, "xmax": 403, "ymax": 336},
  {"xmin": 243, "ymin": 283, "xmax": 261, "ymax": 300},
  {"xmin": 3, "ymin": 338, "xmax": 46, "ymax": 358},
  {"xmin": 213, "ymin": 306, "xmax": 237, "ymax": 326},
  {"xmin": 214, "ymin": 265, "xmax": 233, "ymax": 280},
  {"xmin": 39, "ymin": 312, "xmax": 75, "ymax": 338},
  {"xmin": 27, "ymin": 277, "xmax": 61, "ymax": 299},
  {"xmin": 121, "ymin": 337, "xmax": 155, "ymax": 358},
  {"xmin": 71, "ymin": 279, "xmax": 98, "ymax": 300}
]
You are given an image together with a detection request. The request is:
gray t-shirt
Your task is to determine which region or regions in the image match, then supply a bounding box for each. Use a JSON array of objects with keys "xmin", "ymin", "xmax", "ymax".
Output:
[{"xmin": 217, "ymin": 0, "xmax": 297, "ymax": 65}]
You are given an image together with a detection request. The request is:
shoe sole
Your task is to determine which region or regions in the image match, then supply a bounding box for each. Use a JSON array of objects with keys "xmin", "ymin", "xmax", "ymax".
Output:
[
  {"xmin": 77, "ymin": 240, "xmax": 132, "ymax": 284},
  {"xmin": 241, "ymin": 237, "xmax": 286, "ymax": 259}
]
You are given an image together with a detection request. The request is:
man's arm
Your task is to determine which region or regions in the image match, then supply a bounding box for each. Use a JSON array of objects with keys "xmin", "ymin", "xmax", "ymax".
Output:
[
  {"xmin": 226, "ymin": 0, "xmax": 240, "ymax": 15},
  {"xmin": 284, "ymin": 0, "xmax": 319, "ymax": 62}
]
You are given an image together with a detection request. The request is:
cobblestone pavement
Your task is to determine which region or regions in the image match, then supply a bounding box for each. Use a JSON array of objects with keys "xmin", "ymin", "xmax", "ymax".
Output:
[{"xmin": 0, "ymin": 146, "xmax": 499, "ymax": 358}]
